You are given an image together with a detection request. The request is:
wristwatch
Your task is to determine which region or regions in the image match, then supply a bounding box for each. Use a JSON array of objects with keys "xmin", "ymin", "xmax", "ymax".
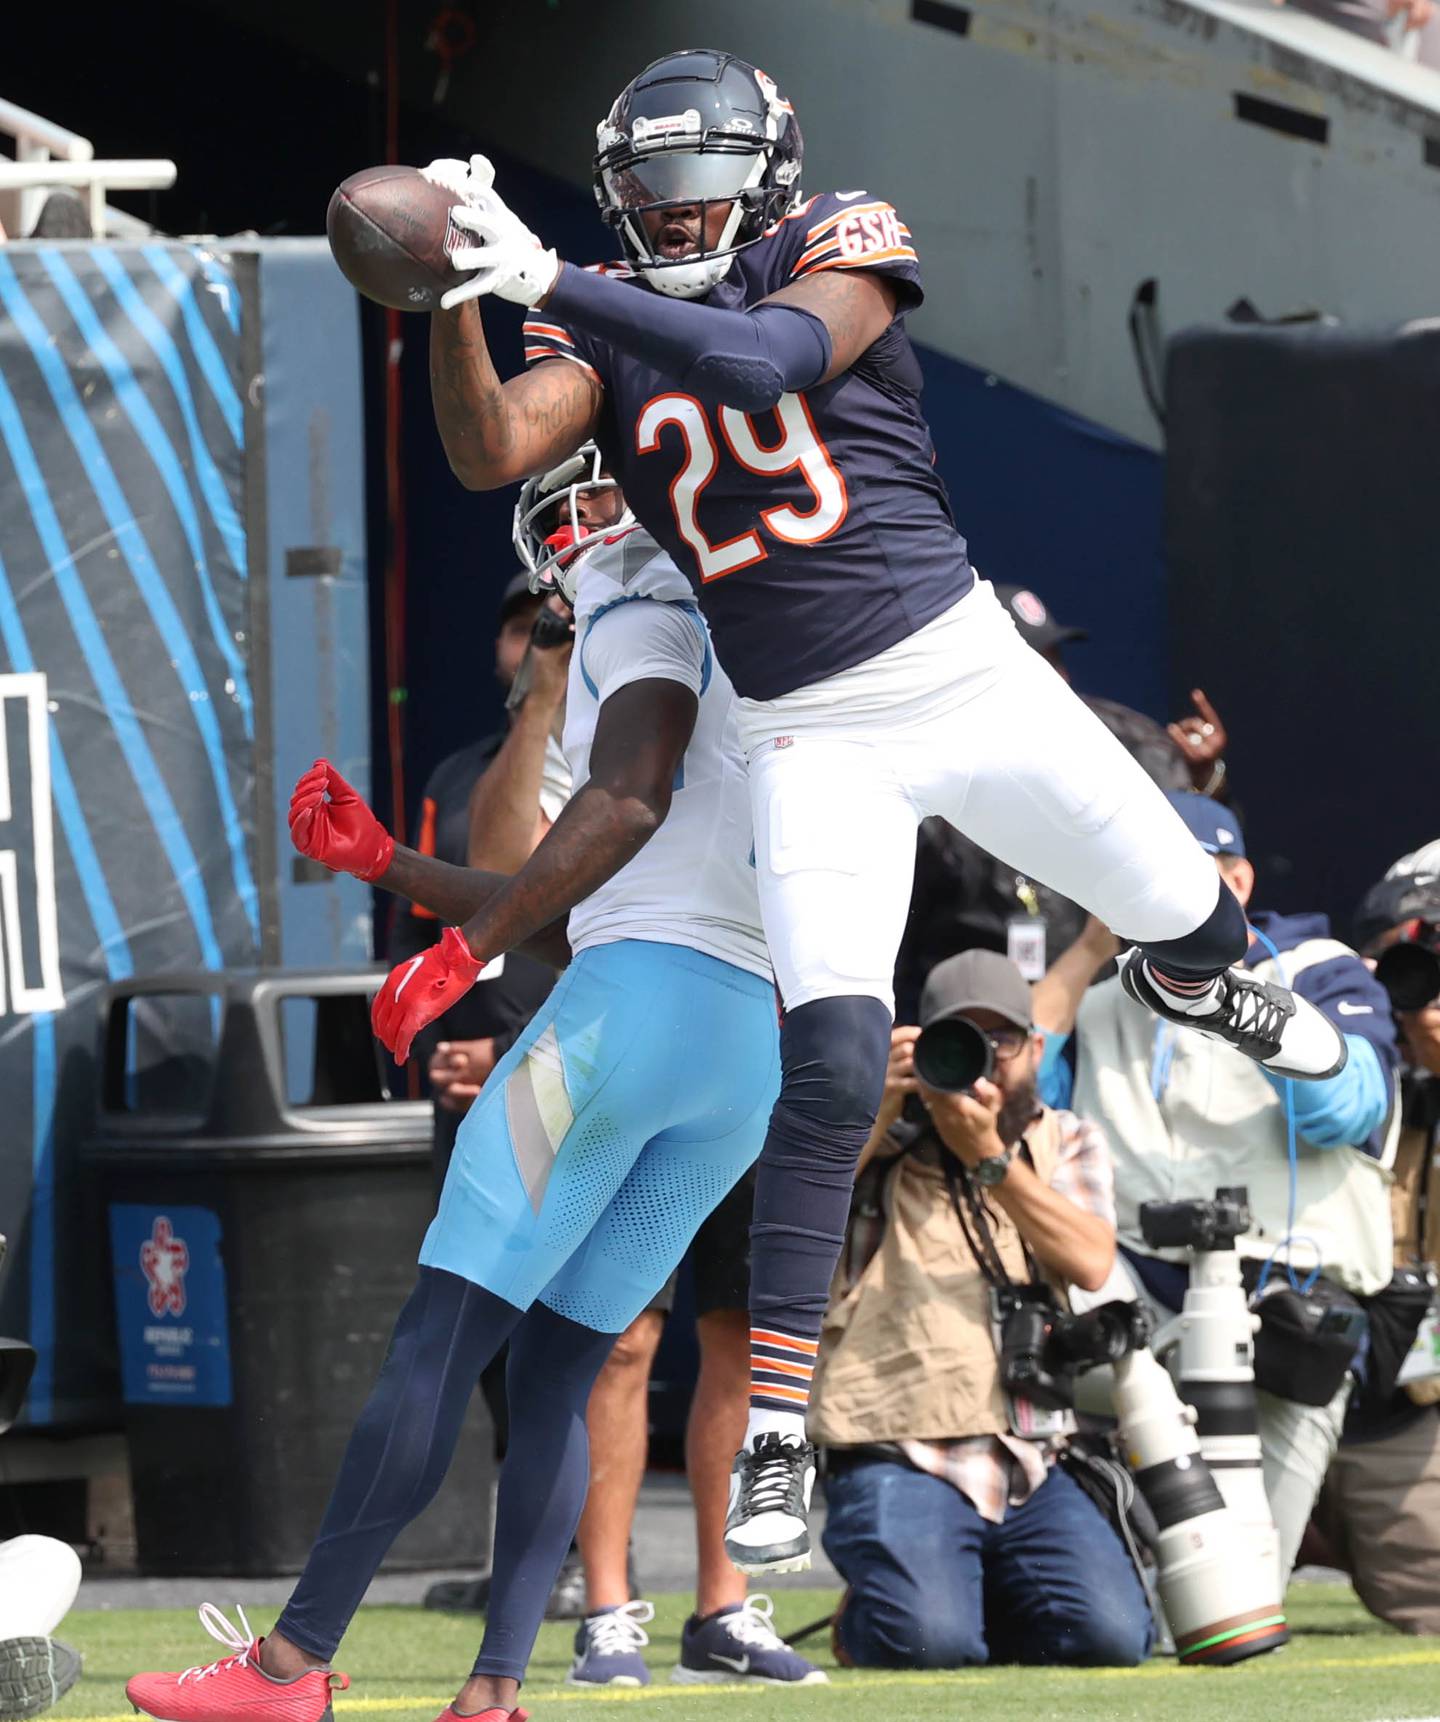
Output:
[{"xmin": 974, "ymin": 1145, "xmax": 1016, "ymax": 1188}]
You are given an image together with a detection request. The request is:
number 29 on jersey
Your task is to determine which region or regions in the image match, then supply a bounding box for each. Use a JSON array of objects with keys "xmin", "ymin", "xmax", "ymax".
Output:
[{"xmin": 635, "ymin": 392, "xmax": 848, "ymax": 582}]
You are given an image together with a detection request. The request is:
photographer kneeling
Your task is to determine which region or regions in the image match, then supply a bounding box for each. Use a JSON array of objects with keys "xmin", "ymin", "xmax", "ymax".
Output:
[
  {"xmin": 1036, "ymin": 794, "xmax": 1399, "ymax": 1582},
  {"xmin": 812, "ymin": 951, "xmax": 1154, "ymax": 1670}
]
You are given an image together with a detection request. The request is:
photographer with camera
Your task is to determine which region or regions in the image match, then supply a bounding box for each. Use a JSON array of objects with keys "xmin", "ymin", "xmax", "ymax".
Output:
[
  {"xmin": 811, "ymin": 950, "xmax": 1154, "ymax": 1670},
  {"xmin": 1035, "ymin": 793, "xmax": 1399, "ymax": 1582},
  {"xmin": 1310, "ymin": 870, "xmax": 1440, "ymax": 1634}
]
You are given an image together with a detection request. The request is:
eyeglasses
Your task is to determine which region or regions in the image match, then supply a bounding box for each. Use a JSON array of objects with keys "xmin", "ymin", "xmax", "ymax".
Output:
[{"xmin": 984, "ymin": 1026, "xmax": 1030, "ymax": 1063}]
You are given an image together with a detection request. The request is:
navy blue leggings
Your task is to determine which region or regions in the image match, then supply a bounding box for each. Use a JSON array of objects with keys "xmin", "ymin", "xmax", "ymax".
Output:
[
  {"xmin": 749, "ymin": 995, "xmax": 894, "ymax": 1350},
  {"xmin": 277, "ymin": 1268, "xmax": 613, "ymax": 1683}
]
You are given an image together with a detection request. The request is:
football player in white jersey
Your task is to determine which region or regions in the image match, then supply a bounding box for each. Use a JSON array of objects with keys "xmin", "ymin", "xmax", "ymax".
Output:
[{"xmin": 126, "ymin": 506, "xmax": 813, "ymax": 1722}]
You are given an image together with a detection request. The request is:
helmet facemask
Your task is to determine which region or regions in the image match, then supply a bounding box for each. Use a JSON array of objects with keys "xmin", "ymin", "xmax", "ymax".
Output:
[
  {"xmin": 594, "ymin": 56, "xmax": 803, "ymax": 299},
  {"xmin": 512, "ymin": 443, "xmax": 633, "ymax": 606}
]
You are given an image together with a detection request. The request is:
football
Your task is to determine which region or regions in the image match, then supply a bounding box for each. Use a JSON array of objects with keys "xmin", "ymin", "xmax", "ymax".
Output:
[{"xmin": 326, "ymin": 165, "xmax": 464, "ymax": 312}]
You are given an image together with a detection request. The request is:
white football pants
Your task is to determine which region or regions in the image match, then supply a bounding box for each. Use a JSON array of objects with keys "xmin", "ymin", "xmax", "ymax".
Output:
[
  {"xmin": 737, "ymin": 578, "xmax": 1219, "ymax": 1012},
  {"xmin": 0, "ymin": 1536, "xmax": 81, "ymax": 1637}
]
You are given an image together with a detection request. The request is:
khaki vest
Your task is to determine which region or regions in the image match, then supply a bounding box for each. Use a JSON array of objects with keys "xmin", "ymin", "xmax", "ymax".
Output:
[
  {"xmin": 1072, "ymin": 945, "xmax": 1397, "ymax": 1296},
  {"xmin": 1391, "ymin": 1119, "xmax": 1440, "ymax": 1269},
  {"xmin": 809, "ymin": 1109, "xmax": 1064, "ymax": 1446}
]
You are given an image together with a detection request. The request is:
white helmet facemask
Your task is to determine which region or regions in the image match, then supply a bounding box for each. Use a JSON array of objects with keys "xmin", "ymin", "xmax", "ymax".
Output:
[{"xmin": 512, "ymin": 443, "xmax": 634, "ymax": 606}]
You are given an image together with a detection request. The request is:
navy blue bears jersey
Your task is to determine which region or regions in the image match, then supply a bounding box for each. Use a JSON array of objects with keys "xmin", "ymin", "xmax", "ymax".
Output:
[{"xmin": 522, "ymin": 192, "xmax": 973, "ymax": 700}]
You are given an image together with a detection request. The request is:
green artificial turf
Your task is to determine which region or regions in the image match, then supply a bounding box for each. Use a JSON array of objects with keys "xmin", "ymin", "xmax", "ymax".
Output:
[{"xmin": 57, "ymin": 1583, "xmax": 1440, "ymax": 1722}]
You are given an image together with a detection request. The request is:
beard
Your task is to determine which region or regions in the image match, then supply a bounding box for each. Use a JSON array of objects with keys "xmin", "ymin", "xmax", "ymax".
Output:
[{"xmin": 997, "ymin": 1076, "xmax": 1041, "ymax": 1146}]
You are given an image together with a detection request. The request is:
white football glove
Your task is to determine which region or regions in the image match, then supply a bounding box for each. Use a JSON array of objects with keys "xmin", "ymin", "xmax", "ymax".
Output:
[
  {"xmin": 418, "ymin": 154, "xmax": 496, "ymax": 208},
  {"xmin": 441, "ymin": 200, "xmax": 559, "ymax": 311}
]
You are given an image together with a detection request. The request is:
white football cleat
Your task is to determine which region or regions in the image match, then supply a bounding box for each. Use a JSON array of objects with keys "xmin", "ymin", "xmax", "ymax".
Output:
[
  {"xmin": 1121, "ymin": 952, "xmax": 1348, "ymax": 1081},
  {"xmin": 722, "ymin": 1433, "xmax": 816, "ymax": 1577}
]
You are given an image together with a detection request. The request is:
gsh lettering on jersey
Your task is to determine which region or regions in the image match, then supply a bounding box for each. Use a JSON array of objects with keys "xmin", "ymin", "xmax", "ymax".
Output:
[
  {"xmin": 523, "ymin": 191, "xmax": 973, "ymax": 701},
  {"xmin": 833, "ymin": 204, "xmax": 907, "ymax": 263}
]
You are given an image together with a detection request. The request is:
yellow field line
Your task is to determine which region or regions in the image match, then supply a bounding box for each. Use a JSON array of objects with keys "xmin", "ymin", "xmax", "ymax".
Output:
[
  {"xmin": 68, "ymin": 1644, "xmax": 1440, "ymax": 1722},
  {"xmin": 68, "ymin": 1642, "xmax": 1440, "ymax": 1722},
  {"xmin": 75, "ymin": 1672, "xmax": 989, "ymax": 1720}
]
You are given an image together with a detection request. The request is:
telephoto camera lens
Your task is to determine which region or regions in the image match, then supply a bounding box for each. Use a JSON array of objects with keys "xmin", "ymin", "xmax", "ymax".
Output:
[
  {"xmin": 1111, "ymin": 1347, "xmax": 1288, "ymax": 1663},
  {"xmin": 1057, "ymin": 1295, "xmax": 1288, "ymax": 1663},
  {"xmin": 1146, "ymin": 1186, "xmax": 1281, "ymax": 1607},
  {"xmin": 1375, "ymin": 939, "xmax": 1440, "ymax": 1013},
  {"xmin": 912, "ymin": 1015, "xmax": 993, "ymax": 1093}
]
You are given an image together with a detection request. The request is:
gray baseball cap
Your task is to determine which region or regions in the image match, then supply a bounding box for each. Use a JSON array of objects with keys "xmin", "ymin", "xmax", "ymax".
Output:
[{"xmin": 918, "ymin": 948, "xmax": 1033, "ymax": 1032}]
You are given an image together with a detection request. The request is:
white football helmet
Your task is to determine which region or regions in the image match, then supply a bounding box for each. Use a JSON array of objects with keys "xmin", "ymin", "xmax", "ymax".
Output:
[{"xmin": 512, "ymin": 442, "xmax": 633, "ymax": 605}]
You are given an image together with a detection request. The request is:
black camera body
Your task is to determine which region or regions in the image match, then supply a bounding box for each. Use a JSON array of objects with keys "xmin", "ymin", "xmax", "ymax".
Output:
[
  {"xmin": 1140, "ymin": 1187, "xmax": 1251, "ymax": 1253},
  {"xmin": 1376, "ymin": 921, "xmax": 1440, "ymax": 1013},
  {"xmin": 912, "ymin": 1014, "xmax": 993, "ymax": 1094},
  {"xmin": 995, "ymin": 1286, "xmax": 1153, "ymax": 1410},
  {"xmin": 530, "ymin": 606, "xmax": 575, "ymax": 650}
]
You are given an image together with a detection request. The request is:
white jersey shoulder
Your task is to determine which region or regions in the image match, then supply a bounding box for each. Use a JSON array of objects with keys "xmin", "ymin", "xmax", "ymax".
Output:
[
  {"xmin": 563, "ymin": 529, "xmax": 770, "ymax": 984},
  {"xmin": 571, "ymin": 525, "xmax": 693, "ymax": 617}
]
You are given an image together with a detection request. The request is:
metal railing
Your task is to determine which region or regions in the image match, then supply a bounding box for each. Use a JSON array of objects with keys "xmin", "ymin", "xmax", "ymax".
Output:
[{"xmin": 0, "ymin": 95, "xmax": 175, "ymax": 237}]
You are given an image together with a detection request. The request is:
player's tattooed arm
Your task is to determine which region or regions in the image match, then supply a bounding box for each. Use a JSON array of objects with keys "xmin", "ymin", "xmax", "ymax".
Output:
[
  {"xmin": 764, "ymin": 270, "xmax": 899, "ymax": 380},
  {"xmin": 430, "ymin": 300, "xmax": 602, "ymax": 490},
  {"xmin": 455, "ymin": 678, "xmax": 698, "ymax": 964},
  {"xmin": 379, "ymin": 846, "xmax": 573, "ymax": 968}
]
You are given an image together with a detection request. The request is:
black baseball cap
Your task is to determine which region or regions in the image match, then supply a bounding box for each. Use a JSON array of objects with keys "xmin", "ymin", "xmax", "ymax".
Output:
[
  {"xmin": 919, "ymin": 948, "xmax": 1033, "ymax": 1032},
  {"xmin": 498, "ymin": 571, "xmax": 541, "ymax": 626},
  {"xmin": 994, "ymin": 583, "xmax": 1088, "ymax": 653},
  {"xmin": 1353, "ymin": 875, "xmax": 1440, "ymax": 954}
]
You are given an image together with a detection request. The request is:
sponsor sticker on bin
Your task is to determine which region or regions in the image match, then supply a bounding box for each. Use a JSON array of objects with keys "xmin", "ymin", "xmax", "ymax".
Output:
[{"xmin": 109, "ymin": 1204, "xmax": 232, "ymax": 1406}]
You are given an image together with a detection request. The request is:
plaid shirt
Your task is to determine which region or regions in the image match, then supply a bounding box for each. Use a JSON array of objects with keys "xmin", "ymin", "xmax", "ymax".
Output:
[{"xmin": 880, "ymin": 1106, "xmax": 1116, "ymax": 1524}]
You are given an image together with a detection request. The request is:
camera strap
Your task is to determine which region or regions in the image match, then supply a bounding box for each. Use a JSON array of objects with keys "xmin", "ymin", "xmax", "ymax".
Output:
[{"xmin": 938, "ymin": 1139, "xmax": 1040, "ymax": 1291}]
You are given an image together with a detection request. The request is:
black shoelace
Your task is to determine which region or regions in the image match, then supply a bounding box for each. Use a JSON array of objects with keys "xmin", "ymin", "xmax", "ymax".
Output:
[
  {"xmin": 740, "ymin": 1436, "xmax": 809, "ymax": 1516},
  {"xmin": 1215, "ymin": 971, "xmax": 1293, "ymax": 1057}
]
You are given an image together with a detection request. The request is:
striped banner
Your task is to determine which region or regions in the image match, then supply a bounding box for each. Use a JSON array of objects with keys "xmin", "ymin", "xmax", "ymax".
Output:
[{"xmin": 0, "ymin": 243, "xmax": 260, "ymax": 1424}]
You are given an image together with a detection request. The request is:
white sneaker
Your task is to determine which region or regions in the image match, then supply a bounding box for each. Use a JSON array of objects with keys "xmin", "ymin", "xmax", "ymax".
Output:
[{"xmin": 722, "ymin": 1433, "xmax": 815, "ymax": 1577}]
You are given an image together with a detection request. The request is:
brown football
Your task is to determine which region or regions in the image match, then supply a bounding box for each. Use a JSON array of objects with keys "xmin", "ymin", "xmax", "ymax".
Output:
[{"xmin": 326, "ymin": 165, "xmax": 463, "ymax": 312}]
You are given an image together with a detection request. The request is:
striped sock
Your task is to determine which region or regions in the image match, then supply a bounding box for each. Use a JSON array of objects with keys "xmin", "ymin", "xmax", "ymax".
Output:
[
  {"xmin": 1145, "ymin": 961, "xmax": 1224, "ymax": 1014},
  {"xmin": 748, "ymin": 1327, "xmax": 818, "ymax": 1439}
]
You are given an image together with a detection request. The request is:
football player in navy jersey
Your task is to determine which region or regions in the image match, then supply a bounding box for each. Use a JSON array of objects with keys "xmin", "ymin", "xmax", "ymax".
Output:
[{"xmin": 419, "ymin": 48, "xmax": 1348, "ymax": 1576}]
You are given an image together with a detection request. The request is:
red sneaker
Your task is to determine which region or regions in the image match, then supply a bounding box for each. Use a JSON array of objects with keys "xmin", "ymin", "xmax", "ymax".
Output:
[
  {"xmin": 127, "ymin": 1606, "xmax": 348, "ymax": 1722},
  {"xmin": 432, "ymin": 1710, "xmax": 529, "ymax": 1722}
]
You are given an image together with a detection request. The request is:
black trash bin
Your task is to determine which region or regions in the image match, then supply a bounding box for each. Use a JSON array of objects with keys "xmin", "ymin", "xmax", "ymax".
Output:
[{"xmin": 86, "ymin": 969, "xmax": 494, "ymax": 1576}]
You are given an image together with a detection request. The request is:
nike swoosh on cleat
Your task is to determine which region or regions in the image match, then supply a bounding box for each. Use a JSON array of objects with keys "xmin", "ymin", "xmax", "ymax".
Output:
[{"xmin": 710, "ymin": 1653, "xmax": 751, "ymax": 1673}]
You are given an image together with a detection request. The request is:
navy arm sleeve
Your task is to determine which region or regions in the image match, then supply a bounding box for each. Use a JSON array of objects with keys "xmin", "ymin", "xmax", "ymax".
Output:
[{"xmin": 543, "ymin": 263, "xmax": 832, "ymax": 413}]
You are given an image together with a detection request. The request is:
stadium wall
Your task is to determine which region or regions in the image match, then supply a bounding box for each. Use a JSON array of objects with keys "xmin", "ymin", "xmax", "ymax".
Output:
[{"xmin": 0, "ymin": 240, "xmax": 369, "ymax": 1427}]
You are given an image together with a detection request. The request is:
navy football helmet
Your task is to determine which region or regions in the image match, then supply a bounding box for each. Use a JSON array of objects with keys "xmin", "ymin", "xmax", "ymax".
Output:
[{"xmin": 594, "ymin": 49, "xmax": 803, "ymax": 299}]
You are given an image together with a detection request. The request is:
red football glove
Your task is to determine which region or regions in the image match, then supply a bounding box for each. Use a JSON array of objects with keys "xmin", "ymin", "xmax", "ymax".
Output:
[
  {"xmin": 288, "ymin": 759, "xmax": 395, "ymax": 883},
  {"xmin": 372, "ymin": 926, "xmax": 485, "ymax": 1063}
]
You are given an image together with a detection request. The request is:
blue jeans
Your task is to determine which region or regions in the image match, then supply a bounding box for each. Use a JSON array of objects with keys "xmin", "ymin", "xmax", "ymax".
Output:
[{"xmin": 823, "ymin": 1454, "xmax": 1155, "ymax": 1669}]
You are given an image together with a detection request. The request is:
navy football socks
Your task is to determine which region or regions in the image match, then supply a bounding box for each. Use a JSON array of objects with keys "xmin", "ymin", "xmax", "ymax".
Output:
[{"xmin": 747, "ymin": 996, "xmax": 892, "ymax": 1433}]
